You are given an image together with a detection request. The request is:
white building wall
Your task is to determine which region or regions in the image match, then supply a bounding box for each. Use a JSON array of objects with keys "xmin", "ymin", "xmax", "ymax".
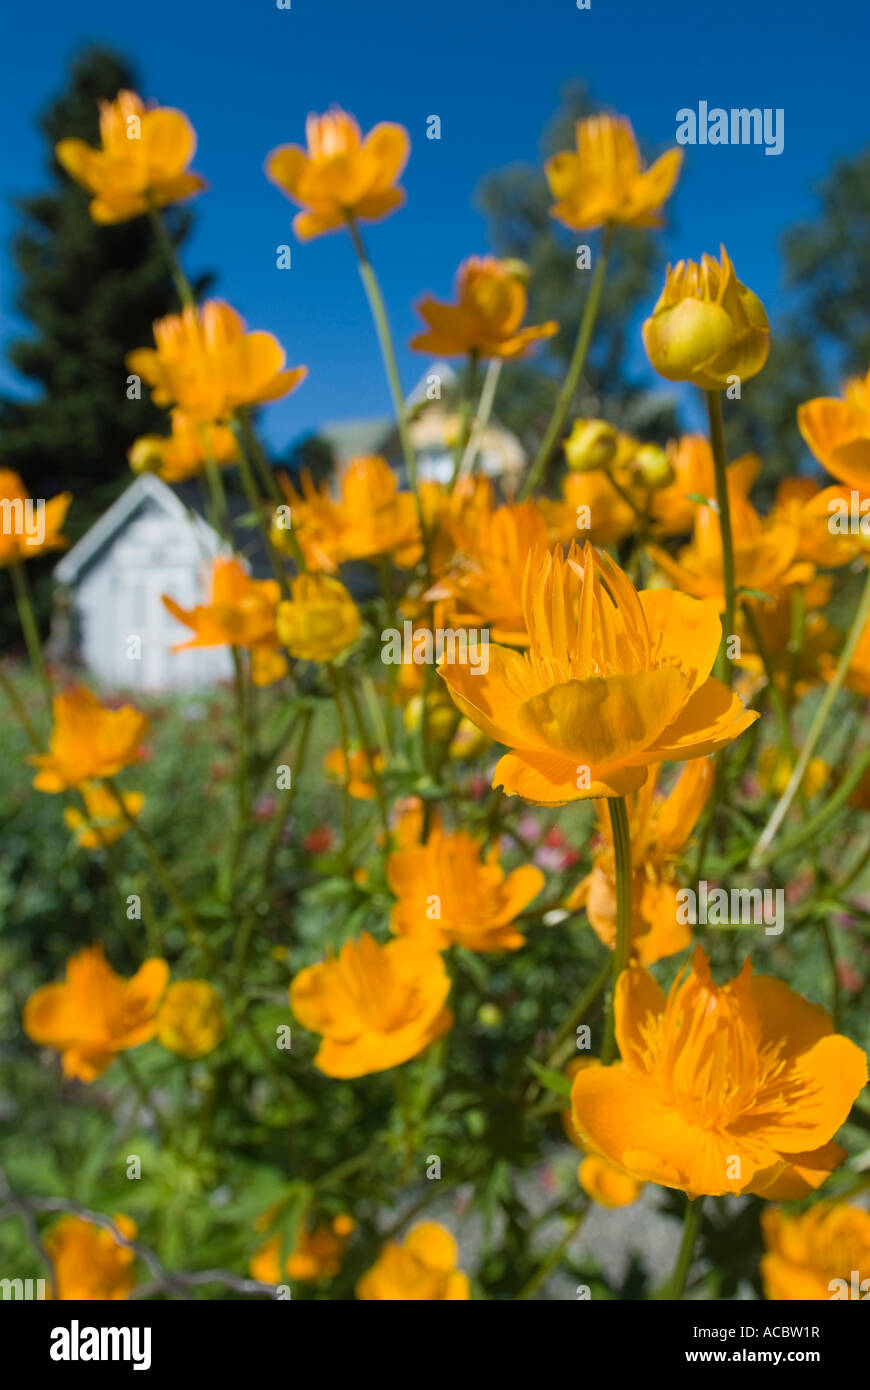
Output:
[{"xmin": 73, "ymin": 502, "xmax": 232, "ymax": 692}]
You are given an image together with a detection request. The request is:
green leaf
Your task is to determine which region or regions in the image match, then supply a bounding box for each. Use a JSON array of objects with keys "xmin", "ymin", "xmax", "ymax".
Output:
[{"xmin": 524, "ymin": 1058, "xmax": 572, "ymax": 1098}]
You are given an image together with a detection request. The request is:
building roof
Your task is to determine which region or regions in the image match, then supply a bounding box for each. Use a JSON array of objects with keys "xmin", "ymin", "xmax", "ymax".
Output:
[{"xmin": 54, "ymin": 472, "xmax": 272, "ymax": 585}]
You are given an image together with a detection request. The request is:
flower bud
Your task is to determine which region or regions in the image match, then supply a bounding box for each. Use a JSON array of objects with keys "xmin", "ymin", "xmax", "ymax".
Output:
[
  {"xmin": 564, "ymin": 418, "xmax": 619, "ymax": 472},
  {"xmin": 643, "ymin": 246, "xmax": 769, "ymax": 391},
  {"xmin": 632, "ymin": 443, "xmax": 673, "ymax": 489}
]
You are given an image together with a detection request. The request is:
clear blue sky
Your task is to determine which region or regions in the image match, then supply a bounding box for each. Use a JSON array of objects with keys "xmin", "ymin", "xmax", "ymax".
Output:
[{"xmin": 1, "ymin": 0, "xmax": 868, "ymax": 451}]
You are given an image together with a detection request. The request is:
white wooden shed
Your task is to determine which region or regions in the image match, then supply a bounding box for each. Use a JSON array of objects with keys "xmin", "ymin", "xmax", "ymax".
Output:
[{"xmin": 53, "ymin": 473, "xmax": 233, "ymax": 693}]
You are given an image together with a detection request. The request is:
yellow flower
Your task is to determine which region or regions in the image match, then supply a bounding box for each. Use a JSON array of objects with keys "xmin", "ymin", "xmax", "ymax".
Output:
[
  {"xmin": 387, "ymin": 820, "xmax": 544, "ymax": 951},
  {"xmin": 540, "ymin": 467, "xmax": 637, "ymax": 548},
  {"xmin": 23, "ymin": 944, "xmax": 168, "ymax": 1082},
  {"xmin": 441, "ymin": 542, "xmax": 756, "ymax": 804},
  {"xmin": 276, "ymin": 573, "xmax": 361, "ymax": 662},
  {"xmin": 157, "ymin": 981, "xmax": 224, "ymax": 1058},
  {"xmin": 798, "ymin": 365, "xmax": 870, "ymax": 491},
  {"xmin": 163, "ymin": 555, "xmax": 287, "ymax": 685},
  {"xmin": 648, "ymin": 435, "xmax": 759, "ymax": 538},
  {"xmin": 761, "ymin": 1203, "xmax": 870, "ymax": 1301},
  {"xmin": 250, "ymin": 1212, "xmax": 355, "ymax": 1284},
  {"xmin": 357, "ymin": 1222, "xmax": 470, "ymax": 1300},
  {"xmin": 45, "ymin": 1214, "xmax": 138, "ymax": 1300},
  {"xmin": 431, "ymin": 499, "xmax": 551, "ymax": 645},
  {"xmin": 824, "ymin": 613, "xmax": 870, "ymax": 696},
  {"xmin": 63, "ymin": 784, "xmax": 145, "ymax": 850},
  {"xmin": 758, "ymin": 748, "xmax": 829, "ymax": 799},
  {"xmin": 265, "ymin": 106, "xmax": 409, "ymax": 240},
  {"xmin": 767, "ymin": 476, "xmax": 862, "ymax": 568},
  {"xmin": 567, "ymin": 760, "xmax": 712, "ymax": 966},
  {"xmin": 578, "ymin": 1155, "xmax": 644, "ymax": 1209},
  {"xmin": 323, "ymin": 746, "xmax": 385, "ymax": 800},
  {"xmin": 127, "ymin": 299, "xmax": 306, "ymax": 423},
  {"xmin": 56, "ymin": 89, "xmax": 205, "ymax": 224},
  {"xmin": 128, "ymin": 410, "xmax": 238, "ymax": 483},
  {"xmin": 410, "ymin": 257, "xmax": 557, "ymax": 360},
  {"xmin": 563, "ymin": 418, "xmax": 620, "ymax": 472},
  {"xmin": 0, "ymin": 469, "xmax": 71, "ymax": 566},
  {"xmin": 736, "ymin": 595, "xmax": 838, "ymax": 702},
  {"xmin": 569, "ymin": 946, "xmax": 867, "ymax": 1198},
  {"xmin": 648, "ymin": 491, "xmax": 806, "ymax": 610},
  {"xmin": 546, "ymin": 113, "xmax": 682, "ymax": 231},
  {"xmin": 643, "ymin": 246, "xmax": 769, "ymax": 390},
  {"xmin": 29, "ymin": 686, "xmax": 148, "ymax": 793},
  {"xmin": 277, "ymin": 457, "xmax": 421, "ymax": 572},
  {"xmin": 289, "ymin": 933, "xmax": 453, "ymax": 1078}
]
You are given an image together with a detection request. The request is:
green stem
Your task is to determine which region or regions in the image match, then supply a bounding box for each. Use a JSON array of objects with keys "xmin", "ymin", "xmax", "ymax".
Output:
[
  {"xmin": 455, "ymin": 357, "xmax": 502, "ymax": 483},
  {"xmin": 601, "ymin": 796, "xmax": 632, "ymax": 1065},
  {"xmin": 705, "ymin": 389, "xmax": 735, "ymax": 685},
  {"xmin": 448, "ymin": 351, "xmax": 480, "ymax": 489},
  {"xmin": 664, "ymin": 1196, "xmax": 705, "ymax": 1299},
  {"xmin": 752, "ymin": 564, "xmax": 870, "ymax": 866},
  {"xmin": 10, "ymin": 561, "xmax": 51, "ymax": 706},
  {"xmin": 516, "ymin": 1206, "xmax": 586, "ymax": 1300},
  {"xmin": 543, "ymin": 956, "xmax": 613, "ymax": 1072},
  {"xmin": 102, "ymin": 777, "xmax": 217, "ymax": 970},
  {"xmin": 327, "ymin": 666, "xmax": 353, "ymax": 868},
  {"xmin": 345, "ymin": 217, "xmax": 425, "ymax": 544},
  {"xmin": 520, "ymin": 224, "xmax": 612, "ymax": 500},
  {"xmin": 741, "ymin": 599, "xmax": 792, "ymax": 753},
  {"xmin": 341, "ymin": 668, "xmax": 389, "ymax": 834},
  {"xmin": 230, "ymin": 418, "xmax": 291, "ymax": 599},
  {"xmin": 148, "ymin": 206, "xmax": 195, "ymax": 309}
]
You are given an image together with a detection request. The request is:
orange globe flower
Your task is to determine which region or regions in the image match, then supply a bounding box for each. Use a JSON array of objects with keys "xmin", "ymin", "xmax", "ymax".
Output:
[
  {"xmin": 289, "ymin": 933, "xmax": 453, "ymax": 1078},
  {"xmin": 545, "ymin": 114, "xmax": 682, "ymax": 231},
  {"xmin": 761, "ymin": 1203, "xmax": 870, "ymax": 1301},
  {"xmin": 768, "ymin": 476, "xmax": 863, "ymax": 568},
  {"xmin": 825, "ymin": 613, "xmax": 870, "ymax": 697},
  {"xmin": 0, "ymin": 469, "xmax": 71, "ymax": 566},
  {"xmin": 357, "ymin": 1222, "xmax": 470, "ymax": 1300},
  {"xmin": 569, "ymin": 947, "xmax": 868, "ymax": 1198},
  {"xmin": 63, "ymin": 784, "xmax": 145, "ymax": 850},
  {"xmin": 648, "ymin": 435, "xmax": 759, "ymax": 538},
  {"xmin": 578, "ymin": 1155, "xmax": 644, "ymax": 1209},
  {"xmin": 163, "ymin": 556, "xmax": 287, "ymax": 686},
  {"xmin": 157, "ymin": 981, "xmax": 224, "ymax": 1058},
  {"xmin": 29, "ymin": 686, "xmax": 148, "ymax": 793},
  {"xmin": 648, "ymin": 491, "xmax": 806, "ymax": 610},
  {"xmin": 127, "ymin": 300, "xmax": 306, "ymax": 423},
  {"xmin": 276, "ymin": 572, "xmax": 361, "ymax": 662},
  {"xmin": 440, "ymin": 542, "xmax": 756, "ymax": 804},
  {"xmin": 387, "ymin": 820, "xmax": 544, "ymax": 951},
  {"xmin": 277, "ymin": 456, "xmax": 422, "ymax": 572},
  {"xmin": 323, "ymin": 746, "xmax": 385, "ymax": 800},
  {"xmin": 23, "ymin": 944, "xmax": 169, "ymax": 1082},
  {"xmin": 798, "ymin": 365, "xmax": 870, "ymax": 491},
  {"xmin": 540, "ymin": 467, "xmax": 637, "ymax": 548},
  {"xmin": 45, "ymin": 1214, "xmax": 138, "ymax": 1300},
  {"xmin": 128, "ymin": 410, "xmax": 238, "ymax": 483},
  {"xmin": 265, "ymin": 107, "xmax": 410, "ymax": 241},
  {"xmin": 411, "ymin": 257, "xmax": 557, "ymax": 360},
  {"xmin": 432, "ymin": 498, "xmax": 550, "ymax": 645},
  {"xmin": 736, "ymin": 594, "xmax": 839, "ymax": 704},
  {"xmin": 567, "ymin": 760, "xmax": 712, "ymax": 966},
  {"xmin": 56, "ymin": 89, "xmax": 206, "ymax": 225},
  {"xmin": 643, "ymin": 247, "xmax": 770, "ymax": 391},
  {"xmin": 250, "ymin": 1212, "xmax": 355, "ymax": 1284}
]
